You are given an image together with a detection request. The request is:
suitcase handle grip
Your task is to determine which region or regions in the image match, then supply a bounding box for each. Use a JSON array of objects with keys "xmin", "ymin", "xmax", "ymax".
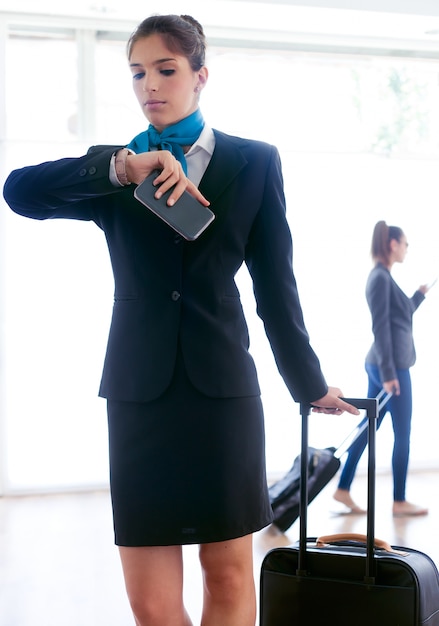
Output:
[
  {"xmin": 302, "ymin": 397, "xmax": 378, "ymax": 418},
  {"xmin": 316, "ymin": 533, "xmax": 408, "ymax": 556},
  {"xmin": 339, "ymin": 397, "xmax": 378, "ymax": 418}
]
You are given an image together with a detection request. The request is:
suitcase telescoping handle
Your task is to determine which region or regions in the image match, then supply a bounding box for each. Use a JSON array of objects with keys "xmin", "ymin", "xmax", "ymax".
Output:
[
  {"xmin": 335, "ymin": 389, "xmax": 392, "ymax": 459},
  {"xmin": 298, "ymin": 397, "xmax": 379, "ymax": 582}
]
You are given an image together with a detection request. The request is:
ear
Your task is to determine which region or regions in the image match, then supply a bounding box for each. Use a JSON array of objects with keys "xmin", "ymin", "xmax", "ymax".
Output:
[
  {"xmin": 389, "ymin": 238, "xmax": 399, "ymax": 253},
  {"xmin": 196, "ymin": 66, "xmax": 208, "ymax": 91}
]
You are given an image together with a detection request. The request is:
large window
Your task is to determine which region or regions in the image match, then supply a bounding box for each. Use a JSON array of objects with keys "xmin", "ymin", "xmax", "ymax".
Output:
[
  {"xmin": 203, "ymin": 49, "xmax": 439, "ymax": 478},
  {"xmin": 6, "ymin": 34, "xmax": 78, "ymax": 142},
  {"xmin": 1, "ymin": 15, "xmax": 438, "ymax": 493}
]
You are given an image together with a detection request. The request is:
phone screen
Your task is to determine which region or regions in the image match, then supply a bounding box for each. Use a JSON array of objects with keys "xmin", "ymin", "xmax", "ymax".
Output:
[{"xmin": 134, "ymin": 172, "xmax": 215, "ymax": 241}]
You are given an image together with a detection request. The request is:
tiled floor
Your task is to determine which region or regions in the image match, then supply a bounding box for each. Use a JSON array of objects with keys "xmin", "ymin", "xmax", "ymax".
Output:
[{"xmin": 0, "ymin": 469, "xmax": 437, "ymax": 625}]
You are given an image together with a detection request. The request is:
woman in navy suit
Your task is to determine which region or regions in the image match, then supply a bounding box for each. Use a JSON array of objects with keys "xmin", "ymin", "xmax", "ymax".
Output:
[
  {"xmin": 3, "ymin": 14, "xmax": 359, "ymax": 626},
  {"xmin": 334, "ymin": 220, "xmax": 431, "ymax": 518}
]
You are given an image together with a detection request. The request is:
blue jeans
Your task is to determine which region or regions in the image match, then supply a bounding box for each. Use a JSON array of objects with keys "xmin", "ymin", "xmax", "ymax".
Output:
[{"xmin": 337, "ymin": 363, "xmax": 412, "ymax": 501}]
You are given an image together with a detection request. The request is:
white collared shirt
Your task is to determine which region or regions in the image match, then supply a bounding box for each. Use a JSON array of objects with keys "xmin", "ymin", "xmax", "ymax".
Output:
[{"xmin": 185, "ymin": 124, "xmax": 215, "ymax": 187}]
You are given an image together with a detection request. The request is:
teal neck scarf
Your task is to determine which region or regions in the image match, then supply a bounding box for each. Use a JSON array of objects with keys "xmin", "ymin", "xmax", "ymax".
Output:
[{"xmin": 126, "ymin": 109, "xmax": 205, "ymax": 174}]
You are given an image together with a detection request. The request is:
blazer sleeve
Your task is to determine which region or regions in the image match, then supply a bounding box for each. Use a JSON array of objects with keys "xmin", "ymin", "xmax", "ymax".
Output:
[
  {"xmin": 2, "ymin": 146, "xmax": 124, "ymax": 222},
  {"xmin": 410, "ymin": 290, "xmax": 425, "ymax": 312},
  {"xmin": 245, "ymin": 146, "xmax": 328, "ymax": 404}
]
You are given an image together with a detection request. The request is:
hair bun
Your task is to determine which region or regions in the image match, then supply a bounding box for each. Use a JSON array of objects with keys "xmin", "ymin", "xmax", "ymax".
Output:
[{"xmin": 180, "ymin": 15, "xmax": 205, "ymax": 39}]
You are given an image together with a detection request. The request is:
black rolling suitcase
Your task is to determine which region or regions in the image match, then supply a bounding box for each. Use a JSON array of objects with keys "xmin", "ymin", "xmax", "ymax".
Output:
[
  {"xmin": 260, "ymin": 398, "xmax": 439, "ymax": 626},
  {"xmin": 269, "ymin": 390, "xmax": 390, "ymax": 532},
  {"xmin": 268, "ymin": 444, "xmax": 340, "ymax": 533}
]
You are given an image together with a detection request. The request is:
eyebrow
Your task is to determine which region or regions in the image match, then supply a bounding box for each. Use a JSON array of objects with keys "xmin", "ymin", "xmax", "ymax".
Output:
[{"xmin": 129, "ymin": 57, "xmax": 177, "ymax": 68}]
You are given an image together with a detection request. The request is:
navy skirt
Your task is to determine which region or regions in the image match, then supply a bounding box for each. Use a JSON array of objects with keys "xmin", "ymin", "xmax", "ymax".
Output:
[{"xmin": 106, "ymin": 352, "xmax": 273, "ymax": 546}]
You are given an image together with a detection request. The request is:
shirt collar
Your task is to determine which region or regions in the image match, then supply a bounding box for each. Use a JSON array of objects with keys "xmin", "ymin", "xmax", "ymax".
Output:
[{"xmin": 185, "ymin": 124, "xmax": 215, "ymax": 159}]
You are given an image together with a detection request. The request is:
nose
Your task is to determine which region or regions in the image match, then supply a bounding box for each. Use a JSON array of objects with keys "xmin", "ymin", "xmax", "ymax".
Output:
[{"xmin": 142, "ymin": 76, "xmax": 157, "ymax": 93}]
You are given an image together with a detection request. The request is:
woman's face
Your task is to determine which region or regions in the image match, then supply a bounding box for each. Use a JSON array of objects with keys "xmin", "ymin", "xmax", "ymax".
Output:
[
  {"xmin": 129, "ymin": 33, "xmax": 208, "ymax": 132},
  {"xmin": 391, "ymin": 235, "xmax": 409, "ymax": 264}
]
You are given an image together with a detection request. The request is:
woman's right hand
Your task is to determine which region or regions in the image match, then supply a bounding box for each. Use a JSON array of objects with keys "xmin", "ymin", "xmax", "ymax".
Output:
[
  {"xmin": 125, "ymin": 150, "xmax": 210, "ymax": 207},
  {"xmin": 383, "ymin": 379, "xmax": 400, "ymax": 395}
]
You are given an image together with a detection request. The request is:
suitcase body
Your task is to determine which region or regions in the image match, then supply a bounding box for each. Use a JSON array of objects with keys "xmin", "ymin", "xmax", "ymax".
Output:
[
  {"xmin": 261, "ymin": 541, "xmax": 439, "ymax": 625},
  {"xmin": 268, "ymin": 446, "xmax": 340, "ymax": 532},
  {"xmin": 260, "ymin": 398, "xmax": 439, "ymax": 626},
  {"xmin": 269, "ymin": 390, "xmax": 392, "ymax": 532}
]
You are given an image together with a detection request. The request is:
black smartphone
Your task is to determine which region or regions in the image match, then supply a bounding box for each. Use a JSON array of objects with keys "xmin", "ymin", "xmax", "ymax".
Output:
[{"xmin": 134, "ymin": 171, "xmax": 215, "ymax": 241}]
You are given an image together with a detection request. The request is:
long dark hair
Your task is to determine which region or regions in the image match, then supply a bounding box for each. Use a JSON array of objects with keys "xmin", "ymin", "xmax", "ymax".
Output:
[
  {"xmin": 127, "ymin": 14, "xmax": 206, "ymax": 71},
  {"xmin": 371, "ymin": 220, "xmax": 404, "ymax": 265}
]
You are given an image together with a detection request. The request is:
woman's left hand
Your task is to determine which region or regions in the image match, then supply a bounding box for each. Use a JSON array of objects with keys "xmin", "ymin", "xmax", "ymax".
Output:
[
  {"xmin": 311, "ymin": 386, "xmax": 361, "ymax": 415},
  {"xmin": 419, "ymin": 279, "xmax": 436, "ymax": 295}
]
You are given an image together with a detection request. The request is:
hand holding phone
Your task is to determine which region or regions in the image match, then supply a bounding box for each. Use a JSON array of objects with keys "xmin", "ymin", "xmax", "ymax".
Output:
[{"xmin": 134, "ymin": 171, "xmax": 214, "ymax": 241}]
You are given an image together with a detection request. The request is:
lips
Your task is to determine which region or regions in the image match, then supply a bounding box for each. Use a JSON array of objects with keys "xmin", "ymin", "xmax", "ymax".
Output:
[{"xmin": 145, "ymin": 99, "xmax": 165, "ymax": 108}]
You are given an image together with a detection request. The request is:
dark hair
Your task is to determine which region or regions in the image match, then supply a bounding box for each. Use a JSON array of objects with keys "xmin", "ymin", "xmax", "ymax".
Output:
[
  {"xmin": 127, "ymin": 14, "xmax": 206, "ymax": 71},
  {"xmin": 371, "ymin": 220, "xmax": 404, "ymax": 265}
]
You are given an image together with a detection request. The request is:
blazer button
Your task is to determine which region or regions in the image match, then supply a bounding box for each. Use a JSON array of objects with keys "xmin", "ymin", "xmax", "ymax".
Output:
[
  {"xmin": 171, "ymin": 290, "xmax": 181, "ymax": 301},
  {"xmin": 79, "ymin": 168, "xmax": 87, "ymax": 177},
  {"xmin": 88, "ymin": 166, "xmax": 97, "ymax": 175}
]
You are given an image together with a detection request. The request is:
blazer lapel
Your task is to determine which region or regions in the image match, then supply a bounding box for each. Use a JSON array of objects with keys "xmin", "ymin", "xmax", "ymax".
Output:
[{"xmin": 198, "ymin": 130, "xmax": 248, "ymax": 206}]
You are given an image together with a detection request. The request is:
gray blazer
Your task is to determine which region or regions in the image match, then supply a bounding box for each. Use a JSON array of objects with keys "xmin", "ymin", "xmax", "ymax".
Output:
[{"xmin": 365, "ymin": 262, "xmax": 424, "ymax": 382}]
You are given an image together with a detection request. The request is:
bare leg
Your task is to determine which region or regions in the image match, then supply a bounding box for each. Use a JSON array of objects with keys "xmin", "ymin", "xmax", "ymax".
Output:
[
  {"xmin": 199, "ymin": 534, "xmax": 256, "ymax": 626},
  {"xmin": 118, "ymin": 545, "xmax": 193, "ymax": 626}
]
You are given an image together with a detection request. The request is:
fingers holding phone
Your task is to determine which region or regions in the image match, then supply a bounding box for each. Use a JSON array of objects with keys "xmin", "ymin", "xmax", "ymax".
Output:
[
  {"xmin": 419, "ymin": 277, "xmax": 437, "ymax": 295},
  {"xmin": 125, "ymin": 150, "xmax": 180, "ymax": 185},
  {"xmin": 151, "ymin": 168, "xmax": 210, "ymax": 207},
  {"xmin": 125, "ymin": 151, "xmax": 209, "ymax": 207}
]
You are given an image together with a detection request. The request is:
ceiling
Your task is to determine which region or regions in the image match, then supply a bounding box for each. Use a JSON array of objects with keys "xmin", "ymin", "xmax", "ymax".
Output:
[
  {"xmin": 3, "ymin": 1, "xmax": 439, "ymax": 57},
  {"xmin": 238, "ymin": 0, "xmax": 439, "ymax": 15}
]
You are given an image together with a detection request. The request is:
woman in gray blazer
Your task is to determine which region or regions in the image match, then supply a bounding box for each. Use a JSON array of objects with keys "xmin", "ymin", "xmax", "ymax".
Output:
[
  {"xmin": 334, "ymin": 220, "xmax": 431, "ymax": 518},
  {"xmin": 3, "ymin": 14, "xmax": 359, "ymax": 626}
]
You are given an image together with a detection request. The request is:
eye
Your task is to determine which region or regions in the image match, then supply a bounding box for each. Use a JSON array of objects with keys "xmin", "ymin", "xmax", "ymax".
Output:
[
  {"xmin": 132, "ymin": 71, "xmax": 145, "ymax": 81},
  {"xmin": 160, "ymin": 69, "xmax": 175, "ymax": 76}
]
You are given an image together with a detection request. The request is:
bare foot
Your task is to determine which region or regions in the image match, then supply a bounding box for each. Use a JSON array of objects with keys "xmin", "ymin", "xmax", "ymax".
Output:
[
  {"xmin": 393, "ymin": 501, "xmax": 428, "ymax": 517},
  {"xmin": 333, "ymin": 488, "xmax": 366, "ymax": 514}
]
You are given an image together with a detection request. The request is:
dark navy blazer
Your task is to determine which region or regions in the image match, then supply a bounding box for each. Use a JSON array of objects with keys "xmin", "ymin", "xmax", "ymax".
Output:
[
  {"xmin": 365, "ymin": 262, "xmax": 425, "ymax": 382},
  {"xmin": 3, "ymin": 130, "xmax": 328, "ymax": 403}
]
